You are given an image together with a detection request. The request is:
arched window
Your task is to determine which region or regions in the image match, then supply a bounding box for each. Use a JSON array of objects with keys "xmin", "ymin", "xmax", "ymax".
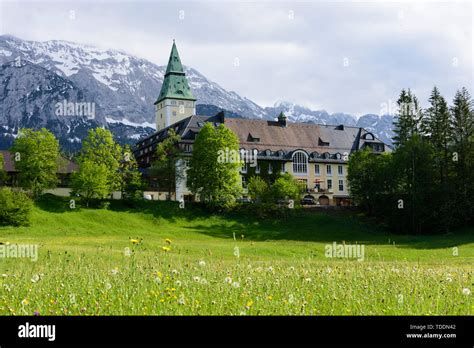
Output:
[
  {"xmin": 364, "ymin": 133, "xmax": 374, "ymax": 140},
  {"xmin": 292, "ymin": 151, "xmax": 308, "ymax": 174}
]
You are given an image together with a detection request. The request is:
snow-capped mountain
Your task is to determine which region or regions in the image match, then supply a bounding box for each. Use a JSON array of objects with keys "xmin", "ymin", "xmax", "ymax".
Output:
[{"xmin": 0, "ymin": 35, "xmax": 394, "ymax": 150}]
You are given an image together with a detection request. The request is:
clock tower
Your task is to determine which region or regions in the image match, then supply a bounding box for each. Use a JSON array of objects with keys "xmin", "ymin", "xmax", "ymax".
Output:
[{"xmin": 155, "ymin": 40, "xmax": 196, "ymax": 131}]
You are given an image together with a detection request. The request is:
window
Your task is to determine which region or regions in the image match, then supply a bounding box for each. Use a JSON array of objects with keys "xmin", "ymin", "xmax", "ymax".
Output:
[
  {"xmin": 179, "ymin": 101, "xmax": 184, "ymax": 105},
  {"xmin": 197, "ymin": 122, "xmax": 204, "ymax": 128},
  {"xmin": 315, "ymin": 164, "xmax": 320, "ymax": 175},
  {"xmin": 326, "ymin": 165, "xmax": 332, "ymax": 175},
  {"xmin": 241, "ymin": 163, "xmax": 248, "ymax": 174},
  {"xmin": 172, "ymin": 111, "xmax": 177, "ymax": 116},
  {"xmin": 268, "ymin": 163, "xmax": 273, "ymax": 174},
  {"xmin": 183, "ymin": 144, "xmax": 193, "ymax": 153},
  {"xmin": 281, "ymin": 163, "xmax": 286, "ymax": 173},
  {"xmin": 255, "ymin": 164, "xmax": 260, "ymax": 174},
  {"xmin": 338, "ymin": 165, "xmax": 343, "ymax": 175},
  {"xmin": 339, "ymin": 179, "xmax": 344, "ymax": 191},
  {"xmin": 171, "ymin": 101, "xmax": 177, "ymax": 105},
  {"xmin": 242, "ymin": 176, "xmax": 247, "ymax": 189},
  {"xmin": 327, "ymin": 179, "xmax": 332, "ymax": 190},
  {"xmin": 292, "ymin": 151, "xmax": 308, "ymax": 174}
]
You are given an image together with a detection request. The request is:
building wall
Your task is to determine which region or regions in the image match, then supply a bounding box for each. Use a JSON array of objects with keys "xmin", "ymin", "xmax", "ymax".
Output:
[
  {"xmin": 240, "ymin": 159, "xmax": 350, "ymax": 206},
  {"xmin": 156, "ymin": 99, "xmax": 196, "ymax": 131}
]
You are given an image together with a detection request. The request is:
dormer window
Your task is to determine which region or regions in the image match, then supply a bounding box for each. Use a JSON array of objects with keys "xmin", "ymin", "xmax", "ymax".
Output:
[
  {"xmin": 324, "ymin": 152, "xmax": 330, "ymax": 159},
  {"xmin": 335, "ymin": 153, "xmax": 342, "ymax": 160},
  {"xmin": 363, "ymin": 133, "xmax": 375, "ymax": 140},
  {"xmin": 265, "ymin": 149, "xmax": 271, "ymax": 156},
  {"xmin": 247, "ymin": 133, "xmax": 260, "ymax": 142},
  {"xmin": 318, "ymin": 137, "xmax": 330, "ymax": 146}
]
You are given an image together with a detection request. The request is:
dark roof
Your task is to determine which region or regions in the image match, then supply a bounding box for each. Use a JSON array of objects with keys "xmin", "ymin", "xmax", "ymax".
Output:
[
  {"xmin": 135, "ymin": 113, "xmax": 224, "ymax": 150},
  {"xmin": 0, "ymin": 150, "xmax": 78, "ymax": 174},
  {"xmin": 224, "ymin": 118, "xmax": 389, "ymax": 155}
]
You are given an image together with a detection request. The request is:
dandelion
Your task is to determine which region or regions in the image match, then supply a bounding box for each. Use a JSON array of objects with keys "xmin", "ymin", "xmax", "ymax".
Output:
[
  {"xmin": 267, "ymin": 295, "xmax": 273, "ymax": 301},
  {"xmin": 232, "ymin": 282, "xmax": 240, "ymax": 288},
  {"xmin": 288, "ymin": 294, "xmax": 295, "ymax": 304},
  {"xmin": 178, "ymin": 295, "xmax": 186, "ymax": 305},
  {"xmin": 193, "ymin": 276, "xmax": 201, "ymax": 282},
  {"xmin": 175, "ymin": 280, "xmax": 182, "ymax": 287},
  {"xmin": 198, "ymin": 260, "xmax": 206, "ymax": 267},
  {"xmin": 288, "ymin": 266, "xmax": 295, "ymax": 272},
  {"xmin": 446, "ymin": 276, "xmax": 453, "ymax": 283},
  {"xmin": 21, "ymin": 299, "xmax": 29, "ymax": 306},
  {"xmin": 165, "ymin": 238, "xmax": 172, "ymax": 245},
  {"xmin": 154, "ymin": 277, "xmax": 162, "ymax": 284},
  {"xmin": 162, "ymin": 246, "xmax": 171, "ymax": 252},
  {"xmin": 304, "ymin": 278, "xmax": 312, "ymax": 283},
  {"xmin": 245, "ymin": 300, "xmax": 253, "ymax": 310},
  {"xmin": 105, "ymin": 282, "xmax": 112, "ymax": 291},
  {"xmin": 233, "ymin": 246, "xmax": 240, "ymax": 258},
  {"xmin": 31, "ymin": 274, "xmax": 40, "ymax": 283},
  {"xmin": 462, "ymin": 288, "xmax": 471, "ymax": 296},
  {"xmin": 110, "ymin": 268, "xmax": 119, "ymax": 276},
  {"xmin": 267, "ymin": 266, "xmax": 274, "ymax": 273},
  {"xmin": 200, "ymin": 278, "xmax": 208, "ymax": 285},
  {"xmin": 171, "ymin": 269, "xmax": 179, "ymax": 276},
  {"xmin": 224, "ymin": 277, "xmax": 232, "ymax": 284}
]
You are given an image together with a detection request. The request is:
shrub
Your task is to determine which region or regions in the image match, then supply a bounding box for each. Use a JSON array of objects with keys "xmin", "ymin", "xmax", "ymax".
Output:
[{"xmin": 0, "ymin": 188, "xmax": 33, "ymax": 226}]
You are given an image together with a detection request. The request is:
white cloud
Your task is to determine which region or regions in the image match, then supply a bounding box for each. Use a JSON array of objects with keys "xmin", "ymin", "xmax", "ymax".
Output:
[{"xmin": 1, "ymin": 0, "xmax": 472, "ymax": 116}]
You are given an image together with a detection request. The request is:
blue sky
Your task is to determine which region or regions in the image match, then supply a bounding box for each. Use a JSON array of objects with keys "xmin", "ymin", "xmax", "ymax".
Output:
[{"xmin": 1, "ymin": 0, "xmax": 472, "ymax": 116}]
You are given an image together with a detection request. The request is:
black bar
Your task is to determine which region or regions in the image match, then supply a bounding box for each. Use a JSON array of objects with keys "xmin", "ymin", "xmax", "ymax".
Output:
[{"xmin": 0, "ymin": 316, "xmax": 472, "ymax": 346}]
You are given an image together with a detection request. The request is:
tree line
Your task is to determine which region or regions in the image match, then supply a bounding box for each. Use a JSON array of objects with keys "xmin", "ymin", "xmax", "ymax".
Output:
[{"xmin": 348, "ymin": 87, "xmax": 473, "ymax": 234}]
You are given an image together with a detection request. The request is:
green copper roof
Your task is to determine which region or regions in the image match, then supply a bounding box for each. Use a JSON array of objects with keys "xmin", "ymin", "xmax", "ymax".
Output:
[{"xmin": 155, "ymin": 41, "xmax": 196, "ymax": 104}]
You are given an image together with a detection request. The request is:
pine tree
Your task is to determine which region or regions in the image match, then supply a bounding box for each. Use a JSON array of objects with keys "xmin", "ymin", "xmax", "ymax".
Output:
[
  {"xmin": 425, "ymin": 86, "xmax": 452, "ymax": 184},
  {"xmin": 392, "ymin": 89, "xmax": 422, "ymax": 147},
  {"xmin": 450, "ymin": 87, "xmax": 474, "ymax": 223}
]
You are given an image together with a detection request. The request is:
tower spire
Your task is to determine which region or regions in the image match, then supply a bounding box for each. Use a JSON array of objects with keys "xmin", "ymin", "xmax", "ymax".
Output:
[{"xmin": 154, "ymin": 41, "xmax": 197, "ymax": 131}]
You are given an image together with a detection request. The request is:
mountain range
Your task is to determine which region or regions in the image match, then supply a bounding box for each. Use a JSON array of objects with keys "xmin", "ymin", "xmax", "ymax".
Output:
[{"xmin": 0, "ymin": 35, "xmax": 394, "ymax": 151}]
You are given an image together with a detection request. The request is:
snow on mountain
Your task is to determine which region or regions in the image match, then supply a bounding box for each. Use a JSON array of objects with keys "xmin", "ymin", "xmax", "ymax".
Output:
[{"xmin": 0, "ymin": 35, "xmax": 394, "ymax": 149}]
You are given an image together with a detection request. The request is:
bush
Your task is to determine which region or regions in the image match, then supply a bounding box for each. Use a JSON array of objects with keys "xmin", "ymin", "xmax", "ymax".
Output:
[
  {"xmin": 235, "ymin": 202, "xmax": 295, "ymax": 219},
  {"xmin": 0, "ymin": 188, "xmax": 33, "ymax": 226}
]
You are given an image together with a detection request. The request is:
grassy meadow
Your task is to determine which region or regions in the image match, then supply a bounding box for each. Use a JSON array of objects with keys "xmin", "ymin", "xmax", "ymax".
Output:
[{"xmin": 0, "ymin": 196, "xmax": 472, "ymax": 315}]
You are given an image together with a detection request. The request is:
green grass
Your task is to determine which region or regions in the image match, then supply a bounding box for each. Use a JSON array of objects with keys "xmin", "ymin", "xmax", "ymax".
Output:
[{"xmin": 0, "ymin": 196, "xmax": 472, "ymax": 315}]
